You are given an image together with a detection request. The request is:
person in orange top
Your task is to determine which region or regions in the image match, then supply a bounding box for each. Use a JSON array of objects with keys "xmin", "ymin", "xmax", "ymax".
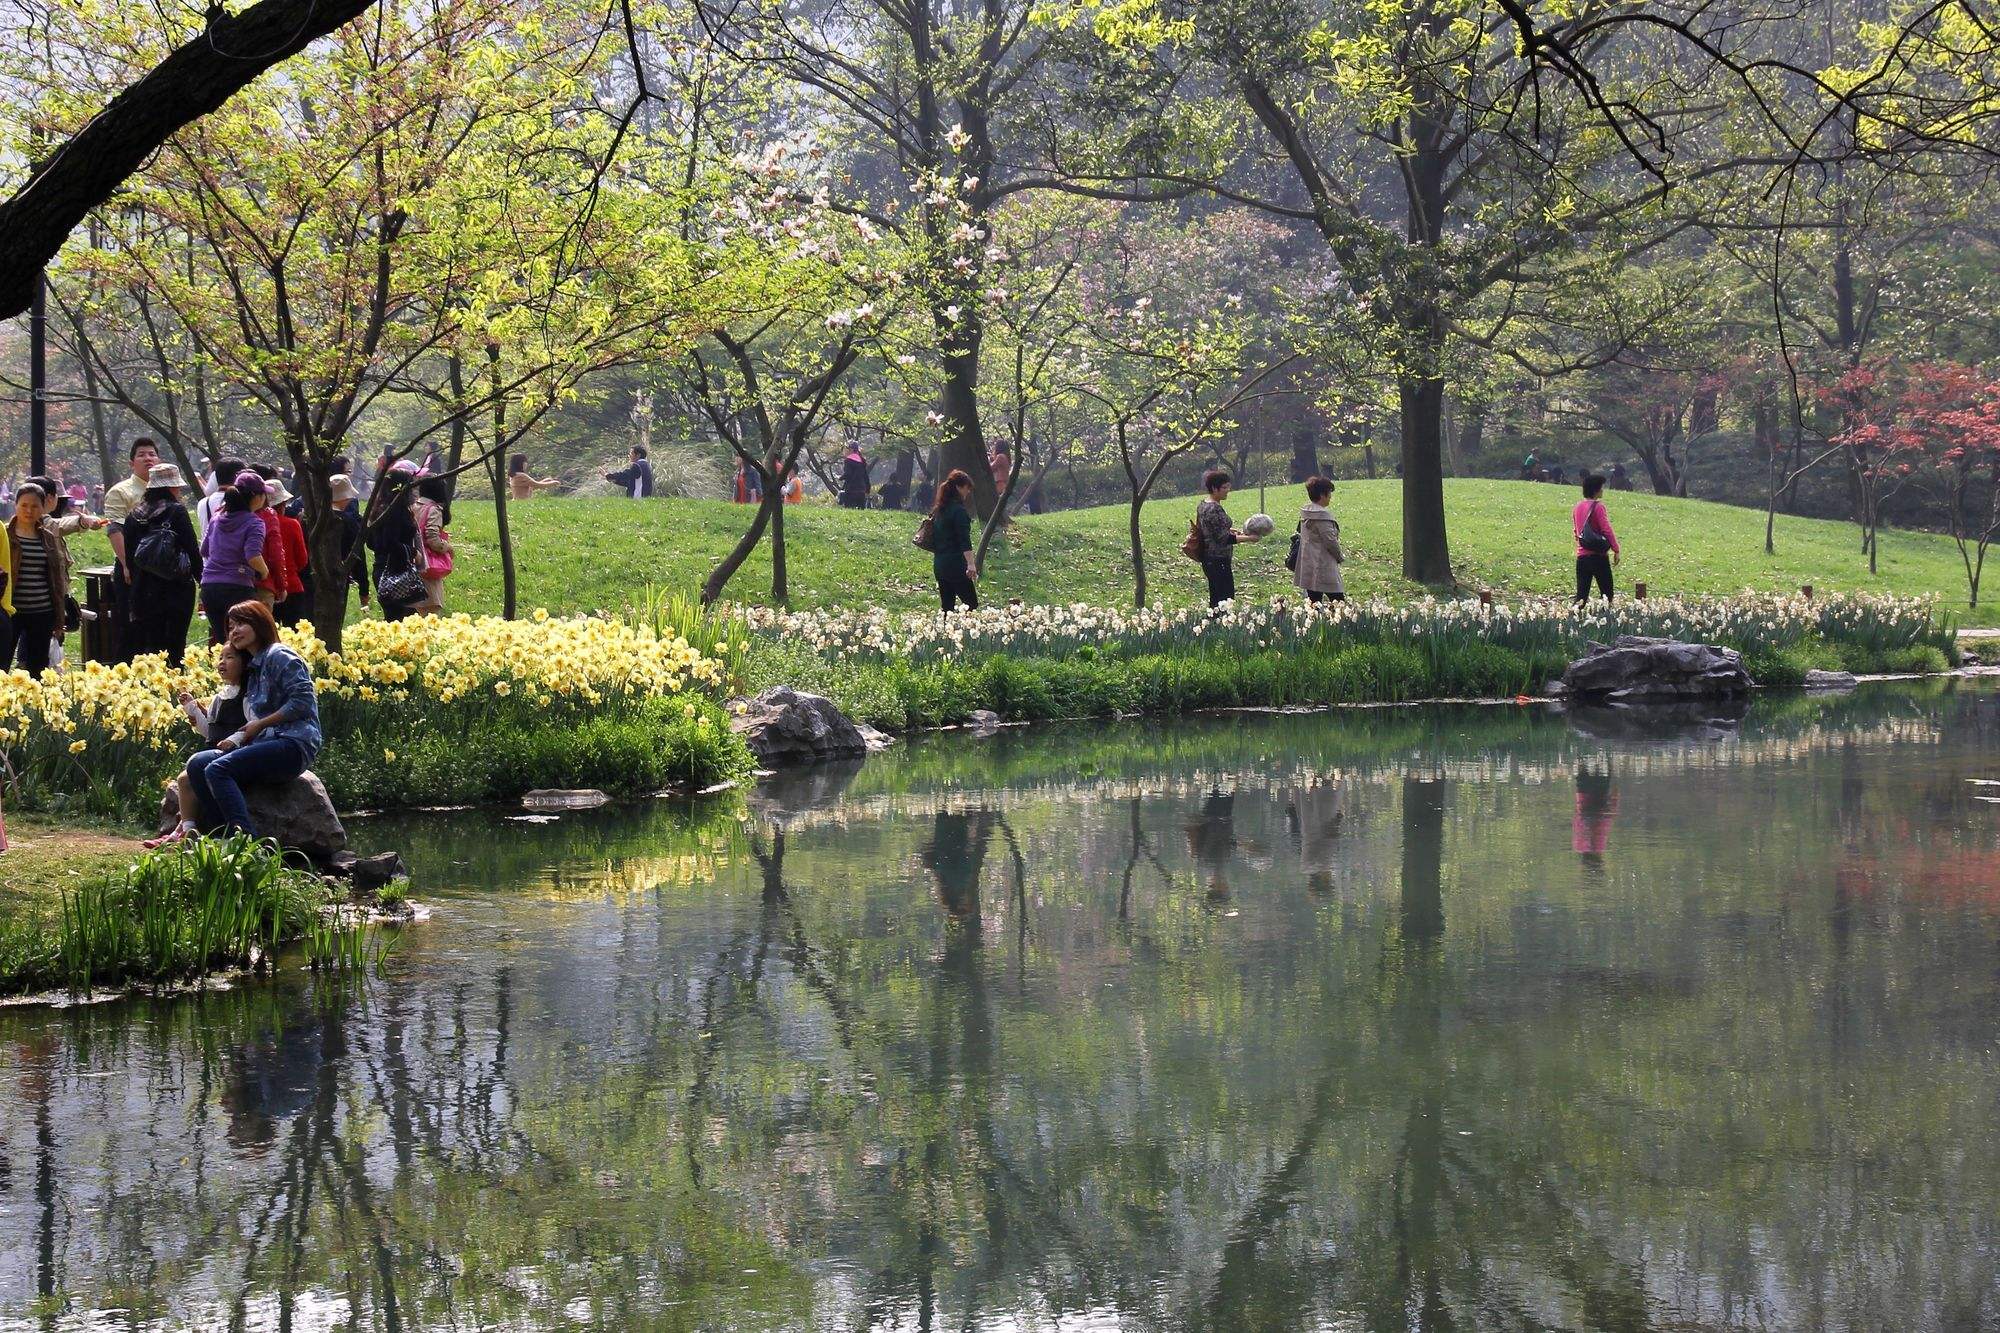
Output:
[{"xmin": 267, "ymin": 477, "xmax": 311, "ymax": 627}]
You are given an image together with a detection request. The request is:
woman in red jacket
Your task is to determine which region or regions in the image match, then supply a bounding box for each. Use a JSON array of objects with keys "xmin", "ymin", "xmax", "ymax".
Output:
[
  {"xmin": 1572, "ymin": 473, "xmax": 1621, "ymax": 605},
  {"xmin": 268, "ymin": 478, "xmax": 311, "ymax": 626}
]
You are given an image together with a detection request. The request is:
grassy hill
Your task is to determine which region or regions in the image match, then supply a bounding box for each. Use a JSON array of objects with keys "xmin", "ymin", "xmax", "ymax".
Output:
[
  {"xmin": 61, "ymin": 478, "xmax": 1996, "ymax": 629},
  {"xmin": 423, "ymin": 478, "xmax": 1996, "ymax": 625}
]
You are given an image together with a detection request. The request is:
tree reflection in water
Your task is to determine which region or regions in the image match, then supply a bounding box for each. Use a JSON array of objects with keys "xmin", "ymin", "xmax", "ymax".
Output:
[{"xmin": 2, "ymin": 684, "xmax": 1998, "ymax": 1330}]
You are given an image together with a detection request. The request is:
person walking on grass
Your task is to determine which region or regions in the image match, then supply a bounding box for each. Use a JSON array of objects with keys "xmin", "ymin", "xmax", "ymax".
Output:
[
  {"xmin": 931, "ymin": 469, "xmax": 979, "ymax": 613},
  {"xmin": 122, "ymin": 464, "xmax": 202, "ymax": 662},
  {"xmin": 839, "ymin": 442, "xmax": 871, "ymax": 509},
  {"xmin": 198, "ymin": 476, "xmax": 271, "ymax": 645},
  {"xmin": 413, "ymin": 474, "xmax": 454, "ymax": 615},
  {"xmin": 1573, "ymin": 473, "xmax": 1621, "ymax": 606},
  {"xmin": 1293, "ymin": 475, "xmax": 1345, "ymax": 605},
  {"xmin": 328, "ymin": 475, "xmax": 370, "ymax": 622},
  {"xmin": 368, "ymin": 468, "xmax": 426, "ymax": 622},
  {"xmin": 184, "ymin": 601, "xmax": 322, "ymax": 842},
  {"xmin": 1196, "ymin": 469, "xmax": 1257, "ymax": 609}
]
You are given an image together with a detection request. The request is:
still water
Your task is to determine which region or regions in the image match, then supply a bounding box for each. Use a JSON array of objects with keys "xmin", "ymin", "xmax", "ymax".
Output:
[{"xmin": 3, "ymin": 684, "xmax": 1999, "ymax": 1331}]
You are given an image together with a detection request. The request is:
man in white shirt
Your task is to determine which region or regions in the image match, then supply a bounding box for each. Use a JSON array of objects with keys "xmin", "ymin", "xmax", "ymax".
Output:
[
  {"xmin": 195, "ymin": 456, "xmax": 247, "ymax": 532},
  {"xmin": 100, "ymin": 437, "xmax": 162, "ymax": 663}
]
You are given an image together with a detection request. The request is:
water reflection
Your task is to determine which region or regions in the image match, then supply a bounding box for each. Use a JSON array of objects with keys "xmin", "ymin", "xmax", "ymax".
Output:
[{"xmin": 3, "ymin": 682, "xmax": 1999, "ymax": 1330}]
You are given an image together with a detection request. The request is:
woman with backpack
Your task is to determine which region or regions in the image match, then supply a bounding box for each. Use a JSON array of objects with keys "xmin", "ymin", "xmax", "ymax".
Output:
[
  {"xmin": 1573, "ymin": 474, "xmax": 1621, "ymax": 605},
  {"xmin": 1291, "ymin": 476, "xmax": 1345, "ymax": 605},
  {"xmin": 123, "ymin": 464, "xmax": 202, "ymax": 661},
  {"xmin": 929, "ymin": 469, "xmax": 979, "ymax": 613}
]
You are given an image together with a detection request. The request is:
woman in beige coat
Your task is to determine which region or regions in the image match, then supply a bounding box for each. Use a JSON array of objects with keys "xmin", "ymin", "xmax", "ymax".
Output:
[{"xmin": 1293, "ymin": 476, "xmax": 1345, "ymax": 603}]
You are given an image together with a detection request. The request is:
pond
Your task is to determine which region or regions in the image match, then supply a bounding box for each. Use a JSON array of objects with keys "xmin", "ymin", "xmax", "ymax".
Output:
[{"xmin": 3, "ymin": 682, "xmax": 1999, "ymax": 1331}]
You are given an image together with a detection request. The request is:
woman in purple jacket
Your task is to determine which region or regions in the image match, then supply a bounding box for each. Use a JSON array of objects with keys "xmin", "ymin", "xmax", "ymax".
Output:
[{"xmin": 199, "ymin": 474, "xmax": 271, "ymax": 644}]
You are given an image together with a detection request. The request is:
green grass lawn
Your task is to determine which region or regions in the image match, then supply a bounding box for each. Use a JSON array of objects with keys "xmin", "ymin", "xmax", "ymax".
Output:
[{"xmin": 63, "ymin": 478, "xmax": 1999, "ymax": 628}]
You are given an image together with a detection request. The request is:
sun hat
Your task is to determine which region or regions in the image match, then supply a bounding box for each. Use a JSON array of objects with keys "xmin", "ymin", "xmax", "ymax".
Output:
[
  {"xmin": 266, "ymin": 478, "xmax": 294, "ymax": 506},
  {"xmin": 146, "ymin": 464, "xmax": 187, "ymax": 489},
  {"xmin": 387, "ymin": 458, "xmax": 420, "ymax": 477},
  {"xmin": 329, "ymin": 475, "xmax": 358, "ymax": 503},
  {"xmin": 231, "ymin": 470, "xmax": 268, "ymax": 496}
]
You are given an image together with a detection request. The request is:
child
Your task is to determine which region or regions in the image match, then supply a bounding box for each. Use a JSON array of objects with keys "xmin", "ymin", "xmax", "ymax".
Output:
[{"xmin": 147, "ymin": 644, "xmax": 254, "ymax": 847}]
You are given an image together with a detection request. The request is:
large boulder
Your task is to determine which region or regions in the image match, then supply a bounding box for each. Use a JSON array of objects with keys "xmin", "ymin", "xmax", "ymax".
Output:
[
  {"xmin": 1558, "ymin": 636, "xmax": 1752, "ymax": 702},
  {"xmin": 160, "ymin": 771, "xmax": 346, "ymax": 864},
  {"xmin": 730, "ymin": 687, "xmax": 874, "ymax": 767}
]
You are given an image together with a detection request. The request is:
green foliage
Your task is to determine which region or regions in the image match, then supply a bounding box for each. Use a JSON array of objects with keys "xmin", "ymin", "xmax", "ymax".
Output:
[
  {"xmin": 315, "ymin": 697, "xmax": 749, "ymax": 810},
  {"xmin": 0, "ymin": 836, "xmax": 328, "ymax": 997}
]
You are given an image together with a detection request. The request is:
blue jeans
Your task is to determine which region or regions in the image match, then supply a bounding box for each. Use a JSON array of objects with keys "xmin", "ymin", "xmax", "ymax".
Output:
[{"xmin": 186, "ymin": 737, "xmax": 310, "ymax": 838}]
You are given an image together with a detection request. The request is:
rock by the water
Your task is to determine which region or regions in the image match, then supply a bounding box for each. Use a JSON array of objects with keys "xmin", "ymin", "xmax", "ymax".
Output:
[
  {"xmin": 522, "ymin": 788, "xmax": 610, "ymax": 810},
  {"xmin": 160, "ymin": 771, "xmax": 346, "ymax": 864},
  {"xmin": 967, "ymin": 709, "xmax": 1002, "ymax": 730},
  {"xmin": 1803, "ymin": 669, "xmax": 1859, "ymax": 691},
  {"xmin": 730, "ymin": 687, "xmax": 870, "ymax": 767},
  {"xmin": 1559, "ymin": 636, "xmax": 1751, "ymax": 702}
]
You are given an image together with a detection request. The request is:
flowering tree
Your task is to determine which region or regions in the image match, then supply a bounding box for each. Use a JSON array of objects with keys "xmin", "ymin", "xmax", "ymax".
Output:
[
  {"xmin": 42, "ymin": 0, "xmax": 736, "ymax": 645},
  {"xmin": 1049, "ymin": 208, "xmax": 1297, "ymax": 606},
  {"xmin": 1826, "ymin": 361, "xmax": 2000, "ymax": 604}
]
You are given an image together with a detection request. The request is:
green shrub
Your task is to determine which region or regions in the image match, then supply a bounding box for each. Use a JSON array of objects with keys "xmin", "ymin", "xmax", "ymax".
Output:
[
  {"xmin": 316, "ymin": 698, "xmax": 749, "ymax": 809},
  {"xmin": 1883, "ymin": 644, "xmax": 1951, "ymax": 675}
]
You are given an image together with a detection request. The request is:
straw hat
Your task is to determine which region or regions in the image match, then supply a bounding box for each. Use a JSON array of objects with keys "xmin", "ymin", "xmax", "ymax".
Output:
[{"xmin": 146, "ymin": 463, "xmax": 187, "ymax": 490}]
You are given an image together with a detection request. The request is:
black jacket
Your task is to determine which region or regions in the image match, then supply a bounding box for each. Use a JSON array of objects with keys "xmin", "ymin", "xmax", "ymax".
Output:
[
  {"xmin": 607, "ymin": 459, "xmax": 655, "ymax": 498},
  {"xmin": 123, "ymin": 499, "xmax": 201, "ymax": 588}
]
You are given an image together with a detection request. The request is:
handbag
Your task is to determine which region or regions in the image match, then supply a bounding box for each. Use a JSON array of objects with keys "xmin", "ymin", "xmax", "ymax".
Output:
[
  {"xmin": 912, "ymin": 515, "xmax": 936, "ymax": 552},
  {"xmin": 375, "ymin": 528, "xmax": 428, "ymax": 605},
  {"xmin": 1576, "ymin": 501, "xmax": 1612, "ymax": 554},
  {"xmin": 417, "ymin": 502, "xmax": 454, "ymax": 578},
  {"xmin": 133, "ymin": 520, "xmax": 191, "ymax": 580},
  {"xmin": 1180, "ymin": 518, "xmax": 1204, "ymax": 563},
  {"xmin": 1284, "ymin": 526, "xmax": 1301, "ymax": 572}
]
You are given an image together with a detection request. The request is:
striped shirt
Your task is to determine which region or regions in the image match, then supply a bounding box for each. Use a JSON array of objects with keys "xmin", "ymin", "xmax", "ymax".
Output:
[{"xmin": 12, "ymin": 533, "xmax": 53, "ymax": 613}]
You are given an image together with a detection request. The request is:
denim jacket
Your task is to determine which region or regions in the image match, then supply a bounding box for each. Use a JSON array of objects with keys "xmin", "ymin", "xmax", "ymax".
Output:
[{"xmin": 243, "ymin": 643, "xmax": 323, "ymax": 760}]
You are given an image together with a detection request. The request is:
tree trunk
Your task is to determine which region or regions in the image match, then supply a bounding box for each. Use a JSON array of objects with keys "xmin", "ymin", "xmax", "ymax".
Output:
[
  {"xmin": 1128, "ymin": 496, "xmax": 1148, "ymax": 609},
  {"xmin": 1454, "ymin": 404, "xmax": 1485, "ymax": 477},
  {"xmin": 938, "ymin": 323, "xmax": 998, "ymax": 518},
  {"xmin": 770, "ymin": 493, "xmax": 788, "ymax": 606},
  {"xmin": 702, "ymin": 485, "xmax": 780, "ymax": 606},
  {"xmin": 488, "ymin": 449, "xmax": 516, "ymax": 619},
  {"xmin": 297, "ymin": 460, "xmax": 349, "ymax": 654},
  {"xmin": 1399, "ymin": 373, "xmax": 1453, "ymax": 585}
]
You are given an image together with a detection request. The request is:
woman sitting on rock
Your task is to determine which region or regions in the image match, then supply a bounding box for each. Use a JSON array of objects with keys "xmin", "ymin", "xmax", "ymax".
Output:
[{"xmin": 184, "ymin": 601, "xmax": 322, "ymax": 842}]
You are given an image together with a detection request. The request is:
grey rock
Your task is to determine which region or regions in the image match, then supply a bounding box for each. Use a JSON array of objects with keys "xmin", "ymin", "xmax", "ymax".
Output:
[
  {"xmin": 160, "ymin": 770, "xmax": 346, "ymax": 864},
  {"xmin": 855, "ymin": 722, "xmax": 896, "ymax": 752},
  {"xmin": 1802, "ymin": 669, "xmax": 1859, "ymax": 691},
  {"xmin": 729, "ymin": 687, "xmax": 870, "ymax": 767},
  {"xmin": 351, "ymin": 851, "xmax": 408, "ymax": 895},
  {"xmin": 967, "ymin": 709, "xmax": 1002, "ymax": 729},
  {"xmin": 1559, "ymin": 636, "xmax": 1752, "ymax": 702},
  {"xmin": 521, "ymin": 788, "xmax": 610, "ymax": 810}
]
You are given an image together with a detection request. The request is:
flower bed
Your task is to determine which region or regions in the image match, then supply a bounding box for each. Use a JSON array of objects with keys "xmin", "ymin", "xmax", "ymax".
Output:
[
  {"xmin": 740, "ymin": 593, "xmax": 1955, "ymax": 728},
  {"xmin": 0, "ymin": 612, "xmax": 751, "ymax": 819}
]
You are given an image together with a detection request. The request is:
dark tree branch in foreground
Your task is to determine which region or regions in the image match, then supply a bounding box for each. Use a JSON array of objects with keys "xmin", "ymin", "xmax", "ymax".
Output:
[{"xmin": 0, "ymin": 0, "xmax": 380, "ymax": 320}]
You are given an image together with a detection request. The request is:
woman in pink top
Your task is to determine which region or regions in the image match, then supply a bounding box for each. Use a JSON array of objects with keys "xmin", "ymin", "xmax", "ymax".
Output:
[{"xmin": 1572, "ymin": 473, "xmax": 1620, "ymax": 605}]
